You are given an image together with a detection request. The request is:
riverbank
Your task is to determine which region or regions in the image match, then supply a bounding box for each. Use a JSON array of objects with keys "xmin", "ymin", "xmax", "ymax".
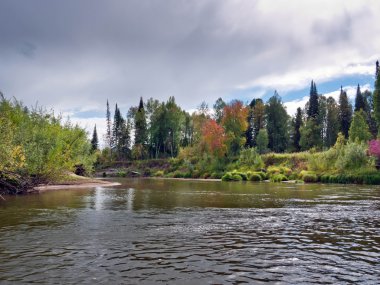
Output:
[{"xmin": 33, "ymin": 174, "xmax": 120, "ymax": 192}]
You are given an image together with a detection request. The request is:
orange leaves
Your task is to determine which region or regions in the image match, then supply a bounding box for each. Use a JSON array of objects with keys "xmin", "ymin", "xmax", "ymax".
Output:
[{"xmin": 201, "ymin": 119, "xmax": 226, "ymax": 158}]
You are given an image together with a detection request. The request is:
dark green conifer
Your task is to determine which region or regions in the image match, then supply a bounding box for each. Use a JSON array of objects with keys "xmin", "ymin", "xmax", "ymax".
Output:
[
  {"xmin": 338, "ymin": 86, "xmax": 353, "ymax": 138},
  {"xmin": 91, "ymin": 125, "xmax": 99, "ymax": 152},
  {"xmin": 354, "ymin": 84, "xmax": 365, "ymax": 111}
]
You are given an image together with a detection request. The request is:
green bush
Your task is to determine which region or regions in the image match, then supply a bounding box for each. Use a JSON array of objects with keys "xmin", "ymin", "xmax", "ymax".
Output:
[
  {"xmin": 249, "ymin": 173, "xmax": 262, "ymax": 181},
  {"xmin": 173, "ymin": 171, "xmax": 185, "ymax": 178},
  {"xmin": 270, "ymin": 174, "xmax": 288, "ymax": 182},
  {"xmin": 232, "ymin": 174, "xmax": 243, "ymax": 181},
  {"xmin": 221, "ymin": 172, "xmax": 233, "ymax": 181},
  {"xmin": 154, "ymin": 170, "xmax": 164, "ymax": 177},
  {"xmin": 302, "ymin": 173, "xmax": 318, "ymax": 183},
  {"xmin": 210, "ymin": 172, "xmax": 223, "ymax": 179},
  {"xmin": 238, "ymin": 148, "xmax": 264, "ymax": 170}
]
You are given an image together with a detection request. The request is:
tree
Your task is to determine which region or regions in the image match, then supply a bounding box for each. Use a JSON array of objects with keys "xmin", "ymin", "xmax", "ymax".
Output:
[
  {"xmin": 245, "ymin": 99, "xmax": 255, "ymax": 148},
  {"xmin": 201, "ymin": 119, "xmax": 226, "ymax": 158},
  {"xmin": 91, "ymin": 125, "xmax": 99, "ymax": 152},
  {"xmin": 373, "ymin": 61, "xmax": 380, "ymax": 134},
  {"xmin": 265, "ymin": 92, "xmax": 289, "ymax": 152},
  {"xmin": 325, "ymin": 97, "xmax": 340, "ymax": 148},
  {"xmin": 354, "ymin": 84, "xmax": 365, "ymax": 111},
  {"xmin": 307, "ymin": 80, "xmax": 319, "ymax": 119},
  {"xmin": 349, "ymin": 110, "xmax": 371, "ymax": 143},
  {"xmin": 213, "ymin": 98, "xmax": 226, "ymax": 124},
  {"xmin": 134, "ymin": 97, "xmax": 148, "ymax": 147},
  {"xmin": 221, "ymin": 100, "xmax": 248, "ymax": 157},
  {"xmin": 293, "ymin": 107, "xmax": 303, "ymax": 151},
  {"xmin": 105, "ymin": 99, "xmax": 112, "ymax": 150},
  {"xmin": 339, "ymin": 86, "xmax": 353, "ymax": 138},
  {"xmin": 256, "ymin": 128, "xmax": 269, "ymax": 154},
  {"xmin": 300, "ymin": 118, "xmax": 322, "ymax": 150},
  {"xmin": 252, "ymin": 99, "xmax": 265, "ymax": 146}
]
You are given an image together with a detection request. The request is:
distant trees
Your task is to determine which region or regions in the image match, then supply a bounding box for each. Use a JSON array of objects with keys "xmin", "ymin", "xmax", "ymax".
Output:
[{"xmin": 100, "ymin": 61, "xmax": 379, "ymax": 162}]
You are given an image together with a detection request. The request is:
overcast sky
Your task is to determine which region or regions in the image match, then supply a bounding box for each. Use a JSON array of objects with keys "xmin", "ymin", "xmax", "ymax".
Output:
[{"xmin": 0, "ymin": 0, "xmax": 379, "ymax": 141}]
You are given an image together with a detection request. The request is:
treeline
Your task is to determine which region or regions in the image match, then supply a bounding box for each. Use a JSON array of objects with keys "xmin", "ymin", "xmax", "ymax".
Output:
[
  {"xmin": 0, "ymin": 95, "xmax": 96, "ymax": 194},
  {"xmin": 100, "ymin": 61, "xmax": 380, "ymax": 164}
]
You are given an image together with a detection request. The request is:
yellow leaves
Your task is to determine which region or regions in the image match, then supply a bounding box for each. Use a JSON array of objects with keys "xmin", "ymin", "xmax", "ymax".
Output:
[{"xmin": 11, "ymin": 145, "xmax": 26, "ymax": 169}]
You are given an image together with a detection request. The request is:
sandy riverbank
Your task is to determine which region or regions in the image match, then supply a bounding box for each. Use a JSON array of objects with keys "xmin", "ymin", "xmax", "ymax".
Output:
[{"xmin": 33, "ymin": 174, "xmax": 120, "ymax": 192}]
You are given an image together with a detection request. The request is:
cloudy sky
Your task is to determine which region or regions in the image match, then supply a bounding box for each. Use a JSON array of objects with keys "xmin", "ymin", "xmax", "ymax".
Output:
[{"xmin": 0, "ymin": 0, "xmax": 379, "ymax": 141}]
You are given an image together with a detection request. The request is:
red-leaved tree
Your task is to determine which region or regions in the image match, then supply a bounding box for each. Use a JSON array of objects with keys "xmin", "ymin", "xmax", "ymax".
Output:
[{"xmin": 201, "ymin": 119, "xmax": 227, "ymax": 158}]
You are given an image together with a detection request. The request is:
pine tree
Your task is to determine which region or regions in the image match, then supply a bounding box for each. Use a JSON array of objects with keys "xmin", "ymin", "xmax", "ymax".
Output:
[
  {"xmin": 307, "ymin": 80, "xmax": 319, "ymax": 119},
  {"xmin": 91, "ymin": 125, "xmax": 99, "ymax": 152},
  {"xmin": 253, "ymin": 99, "xmax": 265, "ymax": 144},
  {"xmin": 373, "ymin": 61, "xmax": 380, "ymax": 134},
  {"xmin": 354, "ymin": 84, "xmax": 365, "ymax": 111},
  {"xmin": 338, "ymin": 86, "xmax": 353, "ymax": 138},
  {"xmin": 134, "ymin": 97, "xmax": 148, "ymax": 159},
  {"xmin": 105, "ymin": 99, "xmax": 112, "ymax": 149},
  {"xmin": 293, "ymin": 107, "xmax": 303, "ymax": 151}
]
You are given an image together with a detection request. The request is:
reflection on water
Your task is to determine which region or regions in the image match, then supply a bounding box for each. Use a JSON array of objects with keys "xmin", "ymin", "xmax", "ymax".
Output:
[{"xmin": 0, "ymin": 178, "xmax": 379, "ymax": 284}]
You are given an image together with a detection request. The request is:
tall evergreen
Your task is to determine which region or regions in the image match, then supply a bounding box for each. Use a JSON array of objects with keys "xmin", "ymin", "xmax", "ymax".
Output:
[
  {"xmin": 253, "ymin": 99, "xmax": 265, "ymax": 144},
  {"xmin": 338, "ymin": 86, "xmax": 353, "ymax": 138},
  {"xmin": 112, "ymin": 103, "xmax": 124, "ymax": 153},
  {"xmin": 134, "ymin": 97, "xmax": 148, "ymax": 146},
  {"xmin": 91, "ymin": 125, "xmax": 99, "ymax": 152},
  {"xmin": 354, "ymin": 84, "xmax": 365, "ymax": 111},
  {"xmin": 105, "ymin": 99, "xmax": 112, "ymax": 149},
  {"xmin": 293, "ymin": 107, "xmax": 302, "ymax": 151},
  {"xmin": 307, "ymin": 80, "xmax": 319, "ymax": 119},
  {"xmin": 265, "ymin": 91, "xmax": 289, "ymax": 152},
  {"xmin": 373, "ymin": 61, "xmax": 380, "ymax": 134},
  {"xmin": 213, "ymin": 97, "xmax": 226, "ymax": 124},
  {"xmin": 245, "ymin": 99, "xmax": 256, "ymax": 147}
]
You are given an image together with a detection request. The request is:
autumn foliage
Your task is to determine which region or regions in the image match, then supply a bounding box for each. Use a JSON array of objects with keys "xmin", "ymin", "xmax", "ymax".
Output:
[{"xmin": 201, "ymin": 119, "xmax": 226, "ymax": 158}]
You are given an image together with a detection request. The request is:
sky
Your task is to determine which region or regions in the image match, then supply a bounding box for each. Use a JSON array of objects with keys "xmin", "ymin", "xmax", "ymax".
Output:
[{"xmin": 0, "ymin": 0, "xmax": 379, "ymax": 143}]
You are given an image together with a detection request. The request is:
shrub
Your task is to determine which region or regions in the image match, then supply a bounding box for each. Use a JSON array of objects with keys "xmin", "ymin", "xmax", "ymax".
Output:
[
  {"xmin": 335, "ymin": 142, "xmax": 369, "ymax": 170},
  {"xmin": 302, "ymin": 173, "xmax": 318, "ymax": 183},
  {"xmin": 270, "ymin": 174, "xmax": 287, "ymax": 182},
  {"xmin": 173, "ymin": 171, "xmax": 185, "ymax": 178},
  {"xmin": 232, "ymin": 174, "xmax": 243, "ymax": 181},
  {"xmin": 238, "ymin": 148, "xmax": 264, "ymax": 170},
  {"xmin": 249, "ymin": 173, "xmax": 262, "ymax": 181},
  {"xmin": 222, "ymin": 172, "xmax": 233, "ymax": 181},
  {"xmin": 210, "ymin": 172, "xmax": 223, "ymax": 179},
  {"xmin": 154, "ymin": 170, "xmax": 164, "ymax": 177}
]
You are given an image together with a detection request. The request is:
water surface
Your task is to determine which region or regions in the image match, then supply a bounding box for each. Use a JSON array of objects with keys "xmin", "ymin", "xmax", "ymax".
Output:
[{"xmin": 0, "ymin": 179, "xmax": 379, "ymax": 284}]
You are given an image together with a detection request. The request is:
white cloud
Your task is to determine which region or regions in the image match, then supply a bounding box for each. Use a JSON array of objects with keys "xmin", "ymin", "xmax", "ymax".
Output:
[{"xmin": 284, "ymin": 84, "xmax": 372, "ymax": 116}]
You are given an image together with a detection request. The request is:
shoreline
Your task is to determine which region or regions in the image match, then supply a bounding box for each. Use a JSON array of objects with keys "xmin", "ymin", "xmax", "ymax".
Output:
[{"xmin": 33, "ymin": 178, "xmax": 121, "ymax": 192}]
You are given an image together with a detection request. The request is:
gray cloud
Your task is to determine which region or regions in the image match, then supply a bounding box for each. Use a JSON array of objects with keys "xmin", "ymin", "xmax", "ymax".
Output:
[{"xmin": 0, "ymin": 0, "xmax": 379, "ymax": 117}]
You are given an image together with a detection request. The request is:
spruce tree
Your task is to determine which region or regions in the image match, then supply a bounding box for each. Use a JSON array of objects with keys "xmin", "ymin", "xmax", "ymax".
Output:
[
  {"xmin": 253, "ymin": 99, "xmax": 265, "ymax": 144},
  {"xmin": 354, "ymin": 84, "xmax": 365, "ymax": 111},
  {"xmin": 106, "ymin": 99, "xmax": 112, "ymax": 149},
  {"xmin": 338, "ymin": 86, "xmax": 353, "ymax": 138},
  {"xmin": 134, "ymin": 97, "xmax": 148, "ymax": 158},
  {"xmin": 293, "ymin": 107, "xmax": 302, "ymax": 151},
  {"xmin": 307, "ymin": 80, "xmax": 319, "ymax": 119},
  {"xmin": 91, "ymin": 125, "xmax": 99, "ymax": 151}
]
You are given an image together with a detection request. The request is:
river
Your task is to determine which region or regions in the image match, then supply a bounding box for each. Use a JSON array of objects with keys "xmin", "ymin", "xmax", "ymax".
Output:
[{"xmin": 0, "ymin": 179, "xmax": 379, "ymax": 284}]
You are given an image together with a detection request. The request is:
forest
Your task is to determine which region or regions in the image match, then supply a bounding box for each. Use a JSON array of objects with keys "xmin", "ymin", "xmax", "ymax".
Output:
[
  {"xmin": 97, "ymin": 61, "xmax": 380, "ymax": 184},
  {"xmin": 1, "ymin": 61, "xmax": 380, "ymax": 195}
]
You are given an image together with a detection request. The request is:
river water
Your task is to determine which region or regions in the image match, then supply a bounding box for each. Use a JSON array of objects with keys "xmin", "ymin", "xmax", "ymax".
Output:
[{"xmin": 0, "ymin": 179, "xmax": 379, "ymax": 284}]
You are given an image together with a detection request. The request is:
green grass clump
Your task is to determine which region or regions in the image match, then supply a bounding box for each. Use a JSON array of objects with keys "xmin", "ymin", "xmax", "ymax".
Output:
[
  {"xmin": 270, "ymin": 174, "xmax": 288, "ymax": 182},
  {"xmin": 222, "ymin": 172, "xmax": 244, "ymax": 181},
  {"xmin": 249, "ymin": 173, "xmax": 262, "ymax": 181},
  {"xmin": 302, "ymin": 173, "xmax": 318, "ymax": 183}
]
